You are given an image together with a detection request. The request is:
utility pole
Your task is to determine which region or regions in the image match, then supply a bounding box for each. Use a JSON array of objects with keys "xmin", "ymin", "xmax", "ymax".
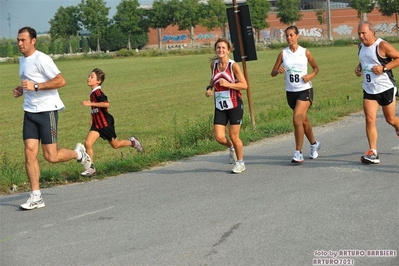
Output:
[
  {"xmin": 7, "ymin": 13, "xmax": 11, "ymax": 39},
  {"xmin": 326, "ymin": 0, "xmax": 332, "ymax": 41}
]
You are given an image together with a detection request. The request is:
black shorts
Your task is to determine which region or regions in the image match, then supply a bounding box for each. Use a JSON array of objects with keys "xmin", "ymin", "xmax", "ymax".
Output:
[
  {"xmin": 214, "ymin": 103, "xmax": 244, "ymax": 126},
  {"xmin": 286, "ymin": 88, "xmax": 314, "ymax": 110},
  {"xmin": 363, "ymin": 88, "xmax": 396, "ymax": 106},
  {"xmin": 23, "ymin": 111, "xmax": 58, "ymax": 144},
  {"xmin": 90, "ymin": 116, "xmax": 117, "ymax": 141}
]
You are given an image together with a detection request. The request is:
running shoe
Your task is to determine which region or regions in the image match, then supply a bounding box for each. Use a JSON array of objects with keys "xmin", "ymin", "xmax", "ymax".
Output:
[
  {"xmin": 20, "ymin": 194, "xmax": 45, "ymax": 210},
  {"xmin": 75, "ymin": 143, "xmax": 92, "ymax": 170},
  {"xmin": 309, "ymin": 141, "xmax": 321, "ymax": 159},
  {"xmin": 229, "ymin": 148, "xmax": 237, "ymax": 164},
  {"xmin": 291, "ymin": 150, "xmax": 304, "ymax": 163},
  {"xmin": 231, "ymin": 161, "xmax": 246, "ymax": 173},
  {"xmin": 360, "ymin": 150, "xmax": 380, "ymax": 164},
  {"xmin": 81, "ymin": 167, "xmax": 96, "ymax": 177},
  {"xmin": 130, "ymin": 136, "xmax": 143, "ymax": 152}
]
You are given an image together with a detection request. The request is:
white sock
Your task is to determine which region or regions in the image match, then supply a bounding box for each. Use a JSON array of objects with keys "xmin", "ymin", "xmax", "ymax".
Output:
[
  {"xmin": 32, "ymin": 190, "xmax": 41, "ymax": 198},
  {"xmin": 76, "ymin": 150, "xmax": 83, "ymax": 160},
  {"xmin": 371, "ymin": 149, "xmax": 377, "ymax": 154},
  {"xmin": 229, "ymin": 146, "xmax": 234, "ymax": 150}
]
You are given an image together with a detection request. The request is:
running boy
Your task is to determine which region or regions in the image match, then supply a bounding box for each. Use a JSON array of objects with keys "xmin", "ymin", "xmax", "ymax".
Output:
[{"xmin": 81, "ymin": 68, "xmax": 143, "ymax": 176}]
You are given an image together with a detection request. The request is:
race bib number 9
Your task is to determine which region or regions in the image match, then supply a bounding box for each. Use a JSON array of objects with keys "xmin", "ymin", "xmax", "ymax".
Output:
[{"xmin": 215, "ymin": 91, "xmax": 233, "ymax": 110}]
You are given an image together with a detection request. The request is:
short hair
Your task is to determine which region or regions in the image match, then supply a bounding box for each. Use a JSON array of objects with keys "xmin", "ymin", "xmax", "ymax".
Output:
[
  {"xmin": 18, "ymin": 27, "xmax": 37, "ymax": 40},
  {"xmin": 92, "ymin": 68, "xmax": 105, "ymax": 85},
  {"xmin": 285, "ymin": 25, "xmax": 299, "ymax": 35},
  {"xmin": 358, "ymin": 21, "xmax": 375, "ymax": 32}
]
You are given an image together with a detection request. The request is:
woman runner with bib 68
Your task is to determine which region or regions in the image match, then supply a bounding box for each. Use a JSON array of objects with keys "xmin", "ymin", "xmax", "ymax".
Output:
[
  {"xmin": 205, "ymin": 38, "xmax": 248, "ymax": 173},
  {"xmin": 271, "ymin": 25, "xmax": 321, "ymax": 163}
]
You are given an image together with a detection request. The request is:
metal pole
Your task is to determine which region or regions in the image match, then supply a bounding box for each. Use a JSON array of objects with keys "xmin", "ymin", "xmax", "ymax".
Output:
[
  {"xmin": 232, "ymin": 0, "xmax": 255, "ymax": 128},
  {"xmin": 326, "ymin": 0, "xmax": 332, "ymax": 41}
]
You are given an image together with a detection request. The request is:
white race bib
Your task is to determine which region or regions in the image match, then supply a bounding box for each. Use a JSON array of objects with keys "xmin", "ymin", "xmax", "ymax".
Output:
[{"xmin": 215, "ymin": 90, "xmax": 233, "ymax": 110}]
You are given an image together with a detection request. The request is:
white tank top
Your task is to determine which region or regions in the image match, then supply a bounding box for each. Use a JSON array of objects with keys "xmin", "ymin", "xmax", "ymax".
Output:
[
  {"xmin": 282, "ymin": 46, "xmax": 312, "ymax": 92},
  {"xmin": 359, "ymin": 38, "xmax": 396, "ymax": 94}
]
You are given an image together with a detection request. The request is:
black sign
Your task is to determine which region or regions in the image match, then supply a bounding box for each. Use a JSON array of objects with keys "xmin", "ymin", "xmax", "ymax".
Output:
[{"xmin": 226, "ymin": 5, "xmax": 257, "ymax": 62}]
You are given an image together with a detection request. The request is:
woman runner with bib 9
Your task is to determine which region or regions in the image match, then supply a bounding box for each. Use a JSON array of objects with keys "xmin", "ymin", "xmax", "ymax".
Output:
[{"xmin": 205, "ymin": 38, "xmax": 248, "ymax": 173}]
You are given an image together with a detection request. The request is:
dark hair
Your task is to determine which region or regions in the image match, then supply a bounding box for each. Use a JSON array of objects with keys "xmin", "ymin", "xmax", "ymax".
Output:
[
  {"xmin": 92, "ymin": 68, "xmax": 105, "ymax": 85},
  {"xmin": 18, "ymin": 27, "xmax": 37, "ymax": 40},
  {"xmin": 284, "ymin": 25, "xmax": 299, "ymax": 35}
]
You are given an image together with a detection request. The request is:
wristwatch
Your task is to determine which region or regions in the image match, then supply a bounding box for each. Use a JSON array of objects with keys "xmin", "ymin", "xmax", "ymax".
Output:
[
  {"xmin": 34, "ymin": 83, "xmax": 39, "ymax": 91},
  {"xmin": 383, "ymin": 67, "xmax": 389, "ymax": 73}
]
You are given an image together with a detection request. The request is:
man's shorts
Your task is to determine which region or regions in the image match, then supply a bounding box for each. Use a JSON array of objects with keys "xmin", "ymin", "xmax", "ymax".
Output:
[
  {"xmin": 214, "ymin": 103, "xmax": 244, "ymax": 126},
  {"xmin": 90, "ymin": 116, "xmax": 117, "ymax": 141},
  {"xmin": 363, "ymin": 87, "xmax": 396, "ymax": 106},
  {"xmin": 23, "ymin": 111, "xmax": 58, "ymax": 144},
  {"xmin": 286, "ymin": 88, "xmax": 314, "ymax": 110}
]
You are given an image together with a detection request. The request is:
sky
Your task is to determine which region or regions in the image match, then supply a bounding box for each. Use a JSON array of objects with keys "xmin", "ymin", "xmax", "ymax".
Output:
[{"xmin": 0, "ymin": 0, "xmax": 152, "ymax": 39}]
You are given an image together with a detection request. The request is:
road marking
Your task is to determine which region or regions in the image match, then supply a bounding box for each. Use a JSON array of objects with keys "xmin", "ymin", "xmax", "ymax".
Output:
[{"xmin": 67, "ymin": 206, "xmax": 115, "ymax": 221}]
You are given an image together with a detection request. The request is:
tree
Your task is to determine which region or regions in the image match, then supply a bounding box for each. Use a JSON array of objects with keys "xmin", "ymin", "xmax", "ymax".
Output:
[
  {"xmin": 276, "ymin": 0, "xmax": 302, "ymax": 25},
  {"xmin": 87, "ymin": 24, "xmax": 148, "ymax": 51},
  {"xmin": 113, "ymin": 0, "xmax": 144, "ymax": 50},
  {"xmin": 49, "ymin": 6, "xmax": 81, "ymax": 54},
  {"xmin": 198, "ymin": 0, "xmax": 227, "ymax": 37},
  {"xmin": 148, "ymin": 0, "xmax": 174, "ymax": 49},
  {"xmin": 78, "ymin": 0, "xmax": 110, "ymax": 52},
  {"xmin": 247, "ymin": 0, "xmax": 270, "ymax": 42},
  {"xmin": 174, "ymin": 0, "xmax": 201, "ymax": 47},
  {"xmin": 6, "ymin": 40, "xmax": 13, "ymax": 57},
  {"xmin": 314, "ymin": 1, "xmax": 326, "ymax": 39},
  {"xmin": 377, "ymin": 0, "xmax": 399, "ymax": 36},
  {"xmin": 350, "ymin": 0, "xmax": 375, "ymax": 21}
]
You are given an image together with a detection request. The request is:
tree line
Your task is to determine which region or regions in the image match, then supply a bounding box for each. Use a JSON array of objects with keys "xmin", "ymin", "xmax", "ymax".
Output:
[{"xmin": 0, "ymin": 0, "xmax": 397, "ymax": 58}]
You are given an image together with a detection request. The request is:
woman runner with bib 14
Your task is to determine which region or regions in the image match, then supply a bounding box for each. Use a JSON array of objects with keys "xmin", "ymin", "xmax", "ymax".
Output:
[{"xmin": 205, "ymin": 38, "xmax": 248, "ymax": 174}]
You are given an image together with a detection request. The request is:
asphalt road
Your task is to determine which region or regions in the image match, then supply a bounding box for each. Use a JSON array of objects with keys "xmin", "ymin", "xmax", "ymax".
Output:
[{"xmin": 1, "ymin": 111, "xmax": 398, "ymax": 266}]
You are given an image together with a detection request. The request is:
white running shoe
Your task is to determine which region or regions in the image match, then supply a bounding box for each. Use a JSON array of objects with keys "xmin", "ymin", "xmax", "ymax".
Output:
[
  {"xmin": 75, "ymin": 143, "xmax": 91, "ymax": 170},
  {"xmin": 231, "ymin": 161, "xmax": 245, "ymax": 173},
  {"xmin": 229, "ymin": 148, "xmax": 237, "ymax": 164},
  {"xmin": 130, "ymin": 136, "xmax": 143, "ymax": 152},
  {"xmin": 81, "ymin": 168, "xmax": 96, "ymax": 177},
  {"xmin": 309, "ymin": 141, "xmax": 321, "ymax": 159},
  {"xmin": 291, "ymin": 150, "xmax": 304, "ymax": 163},
  {"xmin": 20, "ymin": 194, "xmax": 45, "ymax": 210}
]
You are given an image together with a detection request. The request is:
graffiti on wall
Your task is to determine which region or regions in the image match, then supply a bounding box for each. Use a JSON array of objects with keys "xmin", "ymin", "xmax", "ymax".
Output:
[
  {"xmin": 333, "ymin": 22, "xmax": 396, "ymax": 36},
  {"xmin": 333, "ymin": 25, "xmax": 353, "ymax": 35},
  {"xmin": 298, "ymin": 27, "xmax": 323, "ymax": 37},
  {"xmin": 266, "ymin": 27, "xmax": 323, "ymax": 41},
  {"xmin": 374, "ymin": 22, "xmax": 396, "ymax": 34},
  {"xmin": 162, "ymin": 33, "xmax": 217, "ymax": 43},
  {"xmin": 196, "ymin": 33, "xmax": 216, "ymax": 40},
  {"xmin": 162, "ymin": 34, "xmax": 188, "ymax": 42}
]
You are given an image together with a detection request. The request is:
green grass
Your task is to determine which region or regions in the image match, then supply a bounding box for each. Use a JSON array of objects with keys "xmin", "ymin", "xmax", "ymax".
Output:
[{"xmin": 1, "ymin": 45, "xmax": 399, "ymax": 193}]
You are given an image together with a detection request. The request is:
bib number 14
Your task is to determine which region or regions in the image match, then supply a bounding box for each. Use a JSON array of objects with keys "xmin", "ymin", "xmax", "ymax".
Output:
[{"xmin": 215, "ymin": 91, "xmax": 233, "ymax": 110}]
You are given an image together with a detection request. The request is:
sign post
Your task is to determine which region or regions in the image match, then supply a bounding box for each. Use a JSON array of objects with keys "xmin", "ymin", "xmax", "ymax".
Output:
[{"xmin": 227, "ymin": 2, "xmax": 257, "ymax": 128}]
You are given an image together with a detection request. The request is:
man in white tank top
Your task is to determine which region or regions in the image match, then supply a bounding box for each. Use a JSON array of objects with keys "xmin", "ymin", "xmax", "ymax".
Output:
[{"xmin": 355, "ymin": 22, "xmax": 399, "ymax": 164}]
